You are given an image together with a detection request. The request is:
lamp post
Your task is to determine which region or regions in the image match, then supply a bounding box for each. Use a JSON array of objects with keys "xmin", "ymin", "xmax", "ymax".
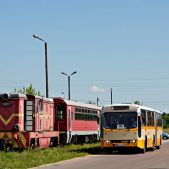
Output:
[
  {"xmin": 33, "ymin": 34, "xmax": 49, "ymax": 98},
  {"xmin": 62, "ymin": 71, "xmax": 77, "ymax": 100},
  {"xmin": 110, "ymin": 88, "xmax": 112, "ymax": 105}
]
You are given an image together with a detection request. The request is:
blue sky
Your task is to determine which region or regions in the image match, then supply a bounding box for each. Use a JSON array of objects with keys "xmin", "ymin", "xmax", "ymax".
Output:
[{"xmin": 0, "ymin": 1, "xmax": 169, "ymax": 112}]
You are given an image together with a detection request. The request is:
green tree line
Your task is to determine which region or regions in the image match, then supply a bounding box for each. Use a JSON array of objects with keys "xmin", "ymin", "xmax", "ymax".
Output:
[
  {"xmin": 13, "ymin": 84, "xmax": 42, "ymax": 96},
  {"xmin": 162, "ymin": 113, "xmax": 169, "ymax": 128}
]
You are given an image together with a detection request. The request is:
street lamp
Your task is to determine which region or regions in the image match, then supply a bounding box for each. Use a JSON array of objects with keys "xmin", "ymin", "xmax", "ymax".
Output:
[
  {"xmin": 61, "ymin": 71, "xmax": 77, "ymax": 100},
  {"xmin": 33, "ymin": 34, "xmax": 49, "ymax": 98}
]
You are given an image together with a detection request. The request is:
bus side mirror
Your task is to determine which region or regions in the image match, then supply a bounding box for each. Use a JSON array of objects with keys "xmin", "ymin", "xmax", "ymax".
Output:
[
  {"xmin": 138, "ymin": 116, "xmax": 141, "ymax": 138},
  {"xmin": 138, "ymin": 108, "xmax": 141, "ymax": 116}
]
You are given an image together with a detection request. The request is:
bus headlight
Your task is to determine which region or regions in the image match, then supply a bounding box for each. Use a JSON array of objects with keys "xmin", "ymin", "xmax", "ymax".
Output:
[
  {"xmin": 15, "ymin": 123, "xmax": 20, "ymax": 131},
  {"xmin": 106, "ymin": 140, "xmax": 111, "ymax": 143},
  {"xmin": 130, "ymin": 140, "xmax": 136, "ymax": 143}
]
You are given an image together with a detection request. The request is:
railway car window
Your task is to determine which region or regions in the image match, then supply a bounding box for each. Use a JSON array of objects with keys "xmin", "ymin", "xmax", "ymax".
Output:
[
  {"xmin": 88, "ymin": 114, "xmax": 91, "ymax": 120},
  {"xmin": 75, "ymin": 113, "xmax": 79, "ymax": 120},
  {"xmin": 75, "ymin": 112, "xmax": 97, "ymax": 121},
  {"xmin": 81, "ymin": 114, "xmax": 84, "ymax": 120},
  {"xmin": 56, "ymin": 104, "xmax": 65, "ymax": 120},
  {"xmin": 71, "ymin": 112, "xmax": 73, "ymax": 120},
  {"xmin": 75, "ymin": 107, "xmax": 78, "ymax": 112}
]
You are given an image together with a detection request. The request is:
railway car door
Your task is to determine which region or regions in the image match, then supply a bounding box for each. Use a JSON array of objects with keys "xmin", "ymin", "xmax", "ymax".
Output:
[
  {"xmin": 69, "ymin": 107, "xmax": 72, "ymax": 130},
  {"xmin": 68, "ymin": 106, "xmax": 72, "ymax": 143},
  {"xmin": 24, "ymin": 100, "xmax": 34, "ymax": 131},
  {"xmin": 54, "ymin": 101, "xmax": 67, "ymax": 144}
]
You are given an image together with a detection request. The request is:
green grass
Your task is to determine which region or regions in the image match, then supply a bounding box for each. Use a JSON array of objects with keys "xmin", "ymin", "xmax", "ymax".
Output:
[
  {"xmin": 163, "ymin": 128, "xmax": 169, "ymax": 134},
  {"xmin": 0, "ymin": 143, "xmax": 101, "ymax": 169}
]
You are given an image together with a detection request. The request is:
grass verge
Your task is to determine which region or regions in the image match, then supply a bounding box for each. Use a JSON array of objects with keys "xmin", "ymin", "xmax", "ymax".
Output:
[
  {"xmin": 163, "ymin": 128, "xmax": 169, "ymax": 134},
  {"xmin": 0, "ymin": 143, "xmax": 101, "ymax": 169}
]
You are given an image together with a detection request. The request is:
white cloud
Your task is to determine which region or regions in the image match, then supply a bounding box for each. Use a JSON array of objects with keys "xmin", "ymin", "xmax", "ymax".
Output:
[{"xmin": 91, "ymin": 85, "xmax": 106, "ymax": 93}]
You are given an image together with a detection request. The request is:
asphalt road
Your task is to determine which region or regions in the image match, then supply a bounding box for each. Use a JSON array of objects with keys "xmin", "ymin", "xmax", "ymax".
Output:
[{"xmin": 33, "ymin": 140, "xmax": 169, "ymax": 169}]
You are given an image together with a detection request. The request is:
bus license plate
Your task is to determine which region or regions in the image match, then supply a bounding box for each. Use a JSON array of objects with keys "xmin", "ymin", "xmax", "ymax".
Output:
[{"xmin": 116, "ymin": 143, "xmax": 124, "ymax": 147}]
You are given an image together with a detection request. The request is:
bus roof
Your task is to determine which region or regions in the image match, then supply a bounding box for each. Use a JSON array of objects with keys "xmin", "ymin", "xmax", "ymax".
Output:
[{"xmin": 102, "ymin": 103, "xmax": 162, "ymax": 114}]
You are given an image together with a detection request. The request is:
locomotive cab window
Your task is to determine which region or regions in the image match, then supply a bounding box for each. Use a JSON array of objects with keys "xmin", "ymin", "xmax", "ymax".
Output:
[
  {"xmin": 36, "ymin": 99, "xmax": 43, "ymax": 115},
  {"xmin": 56, "ymin": 104, "xmax": 66, "ymax": 120}
]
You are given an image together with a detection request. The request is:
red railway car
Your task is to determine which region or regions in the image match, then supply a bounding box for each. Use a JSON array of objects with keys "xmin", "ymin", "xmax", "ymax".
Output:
[
  {"xmin": 0, "ymin": 93, "xmax": 59, "ymax": 150},
  {"xmin": 53, "ymin": 97, "xmax": 101, "ymax": 144}
]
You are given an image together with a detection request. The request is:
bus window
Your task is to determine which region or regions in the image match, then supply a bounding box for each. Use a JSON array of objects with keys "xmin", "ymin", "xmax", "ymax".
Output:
[
  {"xmin": 150, "ymin": 112, "xmax": 154, "ymax": 126},
  {"xmin": 147, "ymin": 111, "xmax": 151, "ymax": 126},
  {"xmin": 103, "ymin": 112, "xmax": 137, "ymax": 129},
  {"xmin": 157, "ymin": 113, "xmax": 162, "ymax": 127},
  {"xmin": 141, "ymin": 109, "xmax": 146, "ymax": 126},
  {"xmin": 147, "ymin": 111, "xmax": 154, "ymax": 126}
]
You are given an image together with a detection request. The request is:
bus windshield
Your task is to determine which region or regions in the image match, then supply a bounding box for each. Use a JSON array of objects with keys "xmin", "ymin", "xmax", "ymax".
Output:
[{"xmin": 103, "ymin": 112, "xmax": 137, "ymax": 129}]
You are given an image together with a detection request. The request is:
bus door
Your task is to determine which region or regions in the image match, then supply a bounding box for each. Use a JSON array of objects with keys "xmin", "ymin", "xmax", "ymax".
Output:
[{"xmin": 138, "ymin": 115, "xmax": 142, "ymax": 138}]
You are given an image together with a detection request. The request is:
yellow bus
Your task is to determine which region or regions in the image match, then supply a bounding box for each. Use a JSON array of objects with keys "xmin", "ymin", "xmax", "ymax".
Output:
[{"xmin": 101, "ymin": 104, "xmax": 163, "ymax": 153}]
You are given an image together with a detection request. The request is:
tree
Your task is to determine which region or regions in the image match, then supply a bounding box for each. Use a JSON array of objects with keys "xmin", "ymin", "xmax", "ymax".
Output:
[
  {"xmin": 162, "ymin": 112, "xmax": 169, "ymax": 128},
  {"xmin": 133, "ymin": 101, "xmax": 143, "ymax": 105},
  {"xmin": 87, "ymin": 101, "xmax": 96, "ymax": 105},
  {"xmin": 12, "ymin": 84, "xmax": 42, "ymax": 96}
]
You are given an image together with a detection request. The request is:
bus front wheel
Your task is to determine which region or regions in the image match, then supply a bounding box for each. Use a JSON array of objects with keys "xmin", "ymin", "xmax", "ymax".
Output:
[{"xmin": 141, "ymin": 139, "xmax": 147, "ymax": 153}]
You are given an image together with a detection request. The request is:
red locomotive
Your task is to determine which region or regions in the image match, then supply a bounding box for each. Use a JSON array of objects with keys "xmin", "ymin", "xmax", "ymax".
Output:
[
  {"xmin": 0, "ymin": 93, "xmax": 59, "ymax": 150},
  {"xmin": 53, "ymin": 97, "xmax": 101, "ymax": 144},
  {"xmin": 0, "ymin": 93, "xmax": 101, "ymax": 150}
]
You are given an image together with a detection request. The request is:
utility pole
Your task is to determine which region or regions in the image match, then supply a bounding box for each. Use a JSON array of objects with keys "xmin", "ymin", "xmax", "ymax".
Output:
[
  {"xmin": 33, "ymin": 34, "xmax": 49, "ymax": 98},
  {"xmin": 62, "ymin": 71, "xmax": 77, "ymax": 100},
  {"xmin": 110, "ymin": 88, "xmax": 112, "ymax": 105},
  {"xmin": 97, "ymin": 97, "xmax": 99, "ymax": 106}
]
